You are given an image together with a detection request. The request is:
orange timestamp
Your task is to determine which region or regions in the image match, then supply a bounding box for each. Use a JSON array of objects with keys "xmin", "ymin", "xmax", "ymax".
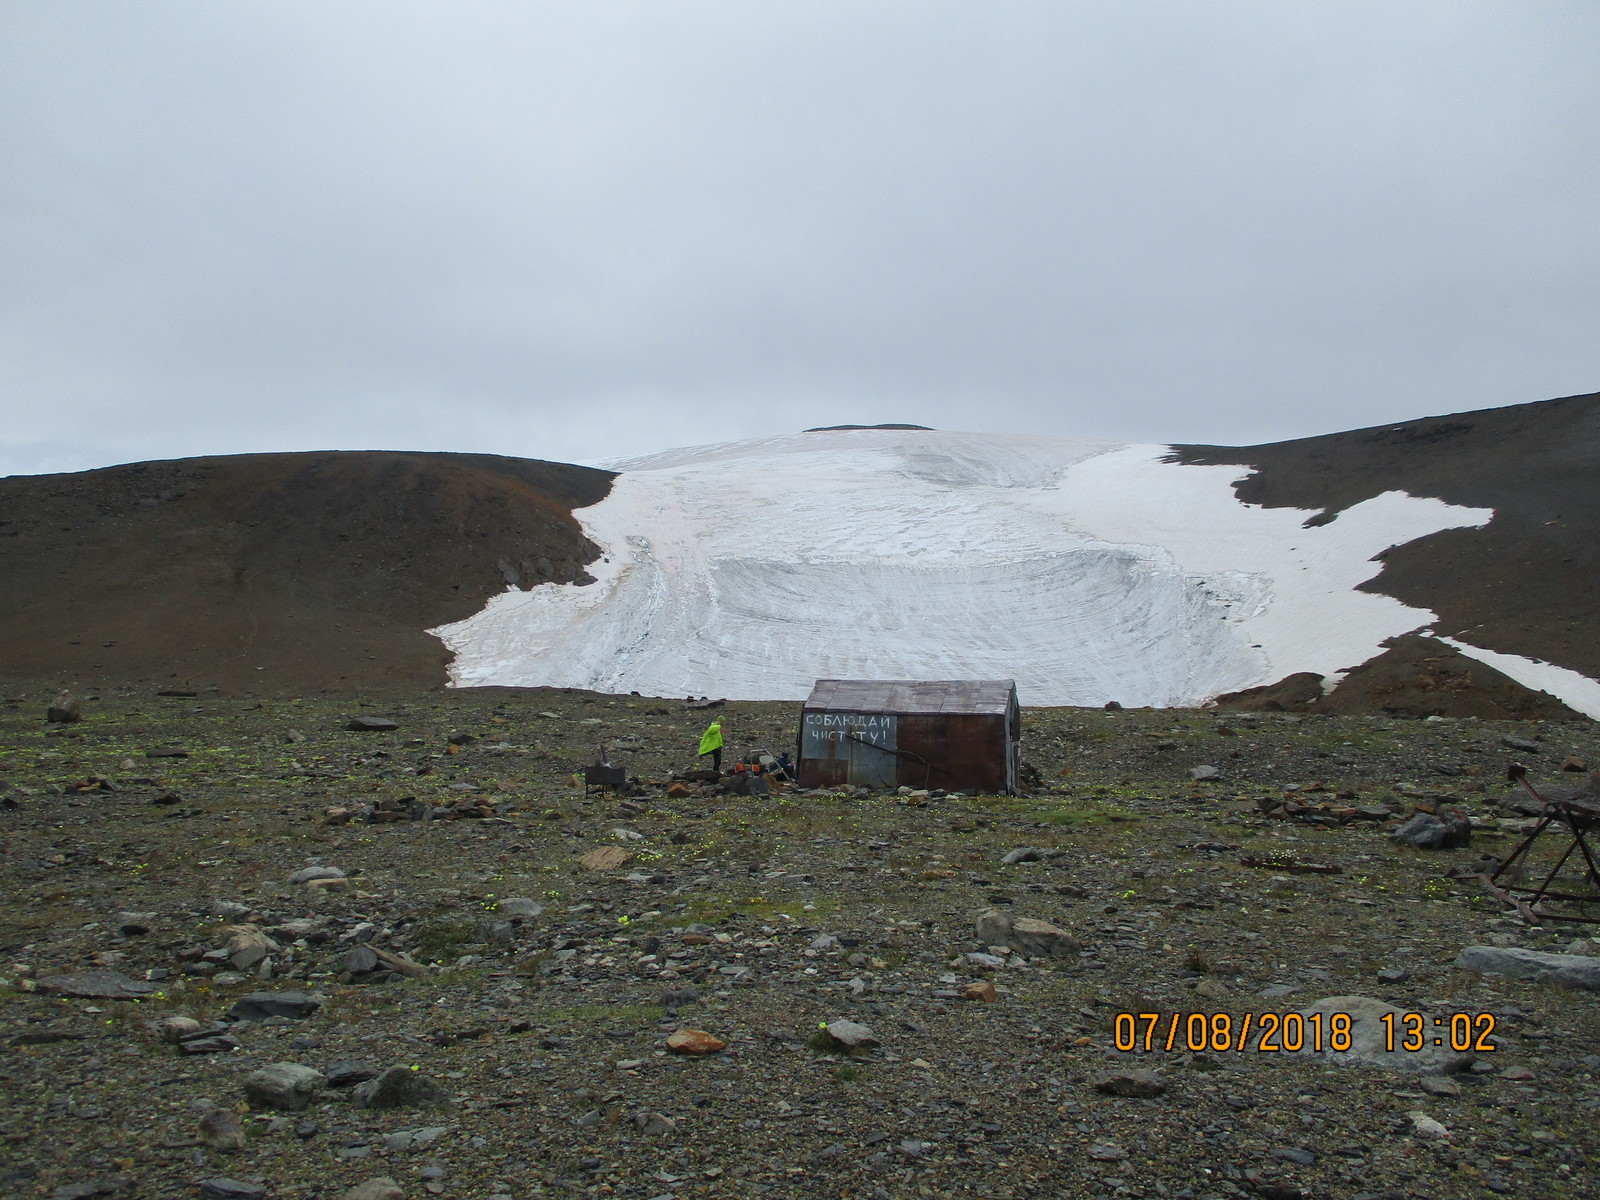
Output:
[{"xmin": 1111, "ymin": 1011, "xmax": 1498, "ymax": 1054}]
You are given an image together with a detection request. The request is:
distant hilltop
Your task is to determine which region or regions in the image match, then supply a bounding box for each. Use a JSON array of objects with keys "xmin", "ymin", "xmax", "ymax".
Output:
[{"xmin": 803, "ymin": 423, "xmax": 935, "ymax": 432}]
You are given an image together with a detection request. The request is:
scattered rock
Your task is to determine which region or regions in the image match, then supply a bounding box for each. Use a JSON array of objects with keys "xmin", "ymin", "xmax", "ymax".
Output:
[
  {"xmin": 1087, "ymin": 1143, "xmax": 1127, "ymax": 1161},
  {"xmin": 341, "ymin": 1179, "xmax": 405, "ymax": 1200},
  {"xmin": 496, "ymin": 898, "xmax": 544, "ymax": 917},
  {"xmin": 49, "ymin": 1181, "xmax": 128, "ymax": 1200},
  {"xmin": 1390, "ymin": 810, "xmax": 1472, "ymax": 849},
  {"xmin": 351, "ymin": 1066, "xmax": 447, "ymax": 1109},
  {"xmin": 223, "ymin": 926, "xmax": 279, "ymax": 970},
  {"xmin": 226, "ymin": 991, "xmax": 323, "ymax": 1022},
  {"xmin": 286, "ymin": 865, "xmax": 345, "ymax": 885},
  {"xmin": 959, "ymin": 981, "xmax": 997, "ymax": 1002},
  {"xmin": 819, "ymin": 1020, "xmax": 877, "ymax": 1052},
  {"xmin": 347, "ymin": 716, "xmax": 400, "ymax": 731},
  {"xmin": 198, "ymin": 1110, "xmax": 246, "ymax": 1151},
  {"xmin": 578, "ymin": 846, "xmax": 633, "ymax": 871},
  {"xmin": 345, "ymin": 944, "xmax": 380, "ymax": 974},
  {"xmin": 35, "ymin": 971, "xmax": 157, "ymax": 1000},
  {"xmin": 634, "ymin": 1111, "xmax": 676, "ymax": 1136},
  {"xmin": 46, "ymin": 693, "xmax": 83, "ymax": 724},
  {"xmin": 198, "ymin": 1182, "xmax": 266, "ymax": 1200},
  {"xmin": 324, "ymin": 1060, "xmax": 380, "ymax": 1087},
  {"xmin": 154, "ymin": 1016, "xmax": 204, "ymax": 1043},
  {"xmin": 1407, "ymin": 1111, "xmax": 1450, "ymax": 1139},
  {"xmin": 1092, "ymin": 1071, "xmax": 1166, "ymax": 1097},
  {"xmin": 244, "ymin": 1063, "xmax": 327, "ymax": 1111},
  {"xmin": 1453, "ymin": 946, "xmax": 1600, "ymax": 991},
  {"xmin": 1000, "ymin": 847, "xmax": 1051, "ymax": 865},
  {"xmin": 1190, "ymin": 765, "xmax": 1220, "ymax": 781},
  {"xmin": 370, "ymin": 947, "xmax": 428, "ymax": 978},
  {"xmin": 665, "ymin": 1029, "xmax": 726, "ymax": 1055},
  {"xmin": 974, "ymin": 909, "xmax": 1081, "ymax": 956},
  {"xmin": 1291, "ymin": 996, "xmax": 1473, "ymax": 1074}
]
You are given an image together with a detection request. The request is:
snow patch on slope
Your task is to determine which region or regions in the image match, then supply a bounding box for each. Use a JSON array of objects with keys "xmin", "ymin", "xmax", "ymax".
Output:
[
  {"xmin": 430, "ymin": 430, "xmax": 1494, "ymax": 705},
  {"xmin": 1437, "ymin": 638, "xmax": 1600, "ymax": 720}
]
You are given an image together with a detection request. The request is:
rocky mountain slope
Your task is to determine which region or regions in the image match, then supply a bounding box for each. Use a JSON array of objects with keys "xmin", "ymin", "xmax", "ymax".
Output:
[
  {"xmin": 1173, "ymin": 390, "xmax": 1600, "ymax": 688},
  {"xmin": 1, "ymin": 392, "xmax": 1596, "ymax": 719},
  {"xmin": 0, "ymin": 452, "xmax": 613, "ymax": 693},
  {"xmin": 1, "ymin": 685, "xmax": 1597, "ymax": 1200}
]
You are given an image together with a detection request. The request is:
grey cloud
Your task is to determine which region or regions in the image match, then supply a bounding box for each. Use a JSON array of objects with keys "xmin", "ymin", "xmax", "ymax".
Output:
[{"xmin": 2, "ymin": 2, "xmax": 1597, "ymax": 475}]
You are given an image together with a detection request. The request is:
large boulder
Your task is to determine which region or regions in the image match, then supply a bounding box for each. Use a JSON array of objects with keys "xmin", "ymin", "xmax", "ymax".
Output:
[
  {"xmin": 46, "ymin": 692, "xmax": 83, "ymax": 723},
  {"xmin": 975, "ymin": 909, "xmax": 1082, "ymax": 956},
  {"xmin": 351, "ymin": 1066, "xmax": 446, "ymax": 1109},
  {"xmin": 1288, "ymin": 995, "xmax": 1474, "ymax": 1074},
  {"xmin": 1453, "ymin": 946, "xmax": 1600, "ymax": 992},
  {"xmin": 1390, "ymin": 810, "xmax": 1472, "ymax": 849},
  {"xmin": 243, "ymin": 1063, "xmax": 327, "ymax": 1111}
]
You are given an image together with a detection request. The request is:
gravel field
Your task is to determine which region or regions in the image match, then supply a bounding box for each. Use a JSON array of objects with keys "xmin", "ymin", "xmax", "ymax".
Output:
[{"xmin": 2, "ymin": 684, "xmax": 1598, "ymax": 1200}]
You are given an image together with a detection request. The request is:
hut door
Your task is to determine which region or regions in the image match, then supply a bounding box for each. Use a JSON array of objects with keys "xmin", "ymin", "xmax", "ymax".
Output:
[{"xmin": 848, "ymin": 733, "xmax": 898, "ymax": 790}]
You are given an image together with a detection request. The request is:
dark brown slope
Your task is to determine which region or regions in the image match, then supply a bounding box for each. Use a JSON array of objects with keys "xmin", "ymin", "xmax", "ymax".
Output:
[
  {"xmin": 1171, "ymin": 390, "xmax": 1600, "ymax": 683},
  {"xmin": 0, "ymin": 451, "xmax": 613, "ymax": 692}
]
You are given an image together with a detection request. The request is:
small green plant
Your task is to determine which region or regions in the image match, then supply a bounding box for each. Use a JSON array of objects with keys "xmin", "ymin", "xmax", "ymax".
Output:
[
  {"xmin": 413, "ymin": 918, "xmax": 477, "ymax": 962},
  {"xmin": 831, "ymin": 1063, "xmax": 861, "ymax": 1083}
]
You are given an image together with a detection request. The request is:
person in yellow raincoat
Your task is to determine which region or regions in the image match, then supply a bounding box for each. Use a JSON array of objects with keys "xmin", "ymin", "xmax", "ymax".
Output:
[{"xmin": 697, "ymin": 719, "xmax": 724, "ymax": 773}]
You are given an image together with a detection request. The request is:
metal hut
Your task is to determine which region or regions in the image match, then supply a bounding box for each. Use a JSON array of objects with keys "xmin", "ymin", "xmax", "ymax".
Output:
[{"xmin": 796, "ymin": 679, "xmax": 1021, "ymax": 794}]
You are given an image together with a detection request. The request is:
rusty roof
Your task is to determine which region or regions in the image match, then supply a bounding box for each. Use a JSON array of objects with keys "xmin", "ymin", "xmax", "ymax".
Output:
[{"xmin": 802, "ymin": 679, "xmax": 1017, "ymax": 716}]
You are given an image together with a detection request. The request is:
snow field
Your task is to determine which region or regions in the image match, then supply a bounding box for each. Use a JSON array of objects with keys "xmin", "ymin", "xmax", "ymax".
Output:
[{"xmin": 431, "ymin": 429, "xmax": 1502, "ymax": 707}]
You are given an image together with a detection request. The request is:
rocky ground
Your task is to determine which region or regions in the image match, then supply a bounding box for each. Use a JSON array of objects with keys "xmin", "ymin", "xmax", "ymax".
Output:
[{"xmin": 2, "ymin": 684, "xmax": 1599, "ymax": 1200}]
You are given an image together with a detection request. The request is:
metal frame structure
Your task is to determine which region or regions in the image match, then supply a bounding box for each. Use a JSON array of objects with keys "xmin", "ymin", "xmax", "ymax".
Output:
[{"xmin": 1480, "ymin": 765, "xmax": 1600, "ymax": 924}]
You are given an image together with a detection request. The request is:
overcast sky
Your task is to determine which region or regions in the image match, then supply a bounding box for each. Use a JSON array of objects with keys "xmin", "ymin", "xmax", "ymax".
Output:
[{"xmin": 3, "ymin": 3, "xmax": 1597, "ymax": 477}]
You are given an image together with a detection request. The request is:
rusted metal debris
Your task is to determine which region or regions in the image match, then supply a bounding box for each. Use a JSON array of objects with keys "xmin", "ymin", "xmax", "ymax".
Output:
[{"xmin": 1478, "ymin": 764, "xmax": 1600, "ymax": 924}]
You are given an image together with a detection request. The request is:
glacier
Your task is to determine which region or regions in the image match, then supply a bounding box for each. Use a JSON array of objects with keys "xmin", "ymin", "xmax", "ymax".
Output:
[{"xmin": 430, "ymin": 429, "xmax": 1497, "ymax": 706}]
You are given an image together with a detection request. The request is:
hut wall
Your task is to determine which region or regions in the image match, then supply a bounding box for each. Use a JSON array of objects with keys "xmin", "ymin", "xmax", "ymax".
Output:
[{"xmin": 797, "ymin": 710, "xmax": 1014, "ymax": 793}]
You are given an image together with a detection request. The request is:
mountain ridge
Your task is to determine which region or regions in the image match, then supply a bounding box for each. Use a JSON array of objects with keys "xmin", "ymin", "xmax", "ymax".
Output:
[{"xmin": 2, "ymin": 393, "xmax": 1595, "ymax": 717}]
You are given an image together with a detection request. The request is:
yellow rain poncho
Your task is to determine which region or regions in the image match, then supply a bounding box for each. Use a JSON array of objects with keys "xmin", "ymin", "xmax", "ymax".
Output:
[{"xmin": 697, "ymin": 721, "xmax": 723, "ymax": 756}]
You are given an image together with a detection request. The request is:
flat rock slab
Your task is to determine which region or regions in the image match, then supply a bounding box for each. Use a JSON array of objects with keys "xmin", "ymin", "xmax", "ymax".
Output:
[
  {"xmin": 324, "ymin": 1059, "xmax": 380, "ymax": 1087},
  {"xmin": 1290, "ymin": 995, "xmax": 1474, "ymax": 1074},
  {"xmin": 198, "ymin": 1182, "xmax": 266, "ymax": 1200},
  {"xmin": 49, "ymin": 1180, "xmax": 128, "ymax": 1200},
  {"xmin": 226, "ymin": 991, "xmax": 323, "ymax": 1022},
  {"xmin": 821, "ymin": 1020, "xmax": 877, "ymax": 1051},
  {"xmin": 346, "ymin": 716, "xmax": 400, "ymax": 731},
  {"xmin": 35, "ymin": 972, "xmax": 158, "ymax": 1000},
  {"xmin": 578, "ymin": 846, "xmax": 632, "ymax": 871},
  {"xmin": 666, "ymin": 1028, "xmax": 727, "ymax": 1055},
  {"xmin": 286, "ymin": 865, "xmax": 345, "ymax": 885},
  {"xmin": 1453, "ymin": 946, "xmax": 1600, "ymax": 991},
  {"xmin": 341, "ymin": 1180, "xmax": 404, "ymax": 1200}
]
